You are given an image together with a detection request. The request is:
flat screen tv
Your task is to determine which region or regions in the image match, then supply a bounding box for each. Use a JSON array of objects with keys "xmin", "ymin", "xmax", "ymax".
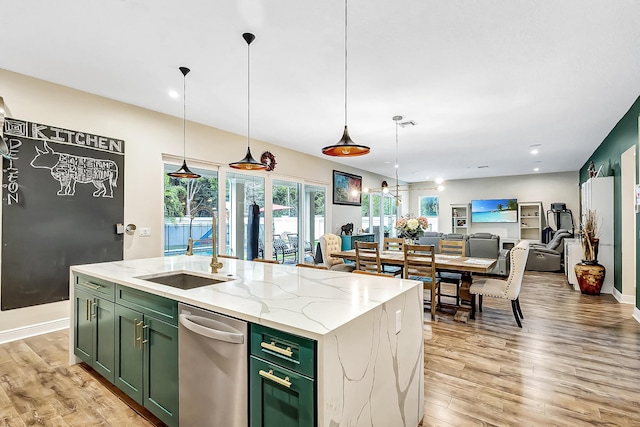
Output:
[{"xmin": 471, "ymin": 198, "xmax": 518, "ymax": 223}]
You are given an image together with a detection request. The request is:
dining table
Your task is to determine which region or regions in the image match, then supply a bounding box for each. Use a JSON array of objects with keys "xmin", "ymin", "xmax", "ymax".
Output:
[{"xmin": 331, "ymin": 249, "xmax": 498, "ymax": 319}]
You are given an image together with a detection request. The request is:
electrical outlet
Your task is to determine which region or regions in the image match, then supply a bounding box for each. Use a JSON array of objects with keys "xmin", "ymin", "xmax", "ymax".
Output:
[
  {"xmin": 395, "ymin": 309, "xmax": 402, "ymax": 334},
  {"xmin": 139, "ymin": 227, "xmax": 151, "ymax": 237}
]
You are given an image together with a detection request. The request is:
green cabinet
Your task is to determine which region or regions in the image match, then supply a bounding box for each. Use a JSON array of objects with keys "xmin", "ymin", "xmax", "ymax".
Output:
[
  {"xmin": 73, "ymin": 277, "xmax": 116, "ymax": 383},
  {"xmin": 341, "ymin": 233, "xmax": 375, "ymax": 250},
  {"xmin": 250, "ymin": 324, "xmax": 316, "ymax": 427},
  {"xmin": 114, "ymin": 285, "xmax": 179, "ymax": 427}
]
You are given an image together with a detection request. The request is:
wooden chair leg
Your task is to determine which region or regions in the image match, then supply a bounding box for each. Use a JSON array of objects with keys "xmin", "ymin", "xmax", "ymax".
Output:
[
  {"xmin": 479, "ymin": 295, "xmax": 483, "ymax": 312},
  {"xmin": 511, "ymin": 300, "xmax": 522, "ymax": 328},
  {"xmin": 515, "ymin": 297, "xmax": 524, "ymax": 319},
  {"xmin": 431, "ymin": 282, "xmax": 436, "ymax": 319},
  {"xmin": 470, "ymin": 294, "xmax": 476, "ymax": 320}
]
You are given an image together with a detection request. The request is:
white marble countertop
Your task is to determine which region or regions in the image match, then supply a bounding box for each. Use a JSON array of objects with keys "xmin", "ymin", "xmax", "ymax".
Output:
[{"xmin": 70, "ymin": 255, "xmax": 421, "ymax": 340}]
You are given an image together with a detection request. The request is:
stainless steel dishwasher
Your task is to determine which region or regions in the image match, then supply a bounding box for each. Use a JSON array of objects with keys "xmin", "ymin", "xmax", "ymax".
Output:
[{"xmin": 178, "ymin": 303, "xmax": 248, "ymax": 427}]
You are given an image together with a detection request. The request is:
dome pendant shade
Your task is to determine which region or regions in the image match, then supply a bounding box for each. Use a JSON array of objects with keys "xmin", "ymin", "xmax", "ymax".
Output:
[
  {"xmin": 229, "ymin": 146, "xmax": 267, "ymax": 170},
  {"xmin": 322, "ymin": 126, "xmax": 370, "ymax": 157},
  {"xmin": 167, "ymin": 159, "xmax": 201, "ymax": 178},
  {"xmin": 167, "ymin": 66, "xmax": 201, "ymax": 179}
]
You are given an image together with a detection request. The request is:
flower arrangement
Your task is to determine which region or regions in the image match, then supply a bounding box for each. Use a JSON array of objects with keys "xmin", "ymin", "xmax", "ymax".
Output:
[{"xmin": 395, "ymin": 214, "xmax": 428, "ymax": 239}]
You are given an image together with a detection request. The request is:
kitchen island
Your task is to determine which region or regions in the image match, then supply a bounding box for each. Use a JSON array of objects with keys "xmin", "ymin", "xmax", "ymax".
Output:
[{"xmin": 69, "ymin": 255, "xmax": 424, "ymax": 426}]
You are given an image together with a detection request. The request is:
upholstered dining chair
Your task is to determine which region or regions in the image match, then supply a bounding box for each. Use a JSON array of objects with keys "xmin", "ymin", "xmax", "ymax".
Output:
[
  {"xmin": 403, "ymin": 243, "xmax": 440, "ymax": 319},
  {"xmin": 437, "ymin": 239, "xmax": 466, "ymax": 307},
  {"xmin": 382, "ymin": 237, "xmax": 404, "ymax": 276},
  {"xmin": 469, "ymin": 240, "xmax": 530, "ymax": 327},
  {"xmin": 319, "ymin": 233, "xmax": 356, "ymax": 272},
  {"xmin": 355, "ymin": 241, "xmax": 382, "ymax": 274}
]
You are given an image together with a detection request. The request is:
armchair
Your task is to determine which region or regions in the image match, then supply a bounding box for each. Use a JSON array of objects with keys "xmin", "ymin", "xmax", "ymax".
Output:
[{"xmin": 525, "ymin": 229, "xmax": 573, "ymax": 272}]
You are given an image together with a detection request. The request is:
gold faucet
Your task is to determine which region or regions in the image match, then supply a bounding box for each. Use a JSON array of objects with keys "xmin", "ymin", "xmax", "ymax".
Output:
[{"xmin": 185, "ymin": 207, "xmax": 222, "ymax": 273}]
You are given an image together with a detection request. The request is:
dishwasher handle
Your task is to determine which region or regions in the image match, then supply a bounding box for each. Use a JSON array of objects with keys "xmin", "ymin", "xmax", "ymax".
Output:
[{"xmin": 179, "ymin": 314, "xmax": 245, "ymax": 344}]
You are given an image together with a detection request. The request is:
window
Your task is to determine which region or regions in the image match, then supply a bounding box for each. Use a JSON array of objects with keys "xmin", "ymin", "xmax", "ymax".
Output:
[
  {"xmin": 419, "ymin": 196, "xmax": 439, "ymax": 232},
  {"xmin": 164, "ymin": 164, "xmax": 218, "ymax": 256}
]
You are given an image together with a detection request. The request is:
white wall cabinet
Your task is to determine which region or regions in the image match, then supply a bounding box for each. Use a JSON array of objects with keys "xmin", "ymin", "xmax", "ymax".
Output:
[
  {"xmin": 580, "ymin": 177, "xmax": 614, "ymax": 294},
  {"xmin": 450, "ymin": 204, "xmax": 470, "ymax": 234},
  {"xmin": 518, "ymin": 202, "xmax": 543, "ymax": 243}
]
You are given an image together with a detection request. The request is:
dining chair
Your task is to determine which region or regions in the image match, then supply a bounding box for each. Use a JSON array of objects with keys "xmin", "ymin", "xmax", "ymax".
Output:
[
  {"xmin": 469, "ymin": 240, "xmax": 530, "ymax": 327},
  {"xmin": 355, "ymin": 241, "xmax": 382, "ymax": 274},
  {"xmin": 403, "ymin": 244, "xmax": 440, "ymax": 319},
  {"xmin": 353, "ymin": 270, "xmax": 393, "ymax": 278},
  {"xmin": 295, "ymin": 263, "xmax": 328, "ymax": 270},
  {"xmin": 382, "ymin": 237, "xmax": 404, "ymax": 276},
  {"xmin": 437, "ymin": 239, "xmax": 466, "ymax": 307},
  {"xmin": 253, "ymin": 258, "xmax": 279, "ymax": 264},
  {"xmin": 217, "ymin": 254, "xmax": 239, "ymax": 259},
  {"xmin": 319, "ymin": 233, "xmax": 356, "ymax": 272}
]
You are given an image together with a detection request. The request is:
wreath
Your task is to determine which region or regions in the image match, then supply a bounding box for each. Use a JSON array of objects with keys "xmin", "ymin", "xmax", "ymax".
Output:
[{"xmin": 260, "ymin": 151, "xmax": 277, "ymax": 171}]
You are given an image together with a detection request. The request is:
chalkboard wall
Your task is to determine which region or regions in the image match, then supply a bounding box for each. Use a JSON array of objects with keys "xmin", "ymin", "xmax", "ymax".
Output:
[{"xmin": 1, "ymin": 118, "xmax": 124, "ymax": 310}]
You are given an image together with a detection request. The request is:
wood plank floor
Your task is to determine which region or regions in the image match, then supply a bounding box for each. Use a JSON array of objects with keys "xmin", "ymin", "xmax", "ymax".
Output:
[{"xmin": 0, "ymin": 271, "xmax": 639, "ymax": 426}]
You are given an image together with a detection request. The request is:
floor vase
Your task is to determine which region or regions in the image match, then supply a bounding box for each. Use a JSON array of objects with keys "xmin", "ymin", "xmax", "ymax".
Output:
[{"xmin": 574, "ymin": 261, "xmax": 605, "ymax": 295}]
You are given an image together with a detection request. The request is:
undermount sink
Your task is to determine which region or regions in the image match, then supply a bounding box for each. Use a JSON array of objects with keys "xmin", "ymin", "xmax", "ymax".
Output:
[{"xmin": 137, "ymin": 272, "xmax": 229, "ymax": 290}]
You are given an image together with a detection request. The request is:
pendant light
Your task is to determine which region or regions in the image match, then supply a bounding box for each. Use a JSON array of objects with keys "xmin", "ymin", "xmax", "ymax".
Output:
[
  {"xmin": 229, "ymin": 33, "xmax": 267, "ymax": 170},
  {"xmin": 167, "ymin": 67, "xmax": 201, "ymax": 179},
  {"xmin": 322, "ymin": 0, "xmax": 370, "ymax": 157}
]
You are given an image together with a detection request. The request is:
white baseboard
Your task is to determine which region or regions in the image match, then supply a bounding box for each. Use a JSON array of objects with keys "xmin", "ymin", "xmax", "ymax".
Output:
[
  {"xmin": 0, "ymin": 318, "xmax": 69, "ymax": 344},
  {"xmin": 612, "ymin": 287, "xmax": 636, "ymax": 305},
  {"xmin": 633, "ymin": 308, "xmax": 640, "ymax": 324}
]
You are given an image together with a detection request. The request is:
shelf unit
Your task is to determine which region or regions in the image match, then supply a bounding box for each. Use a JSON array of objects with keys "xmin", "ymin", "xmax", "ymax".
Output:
[
  {"xmin": 450, "ymin": 204, "xmax": 470, "ymax": 234},
  {"xmin": 518, "ymin": 202, "xmax": 543, "ymax": 243}
]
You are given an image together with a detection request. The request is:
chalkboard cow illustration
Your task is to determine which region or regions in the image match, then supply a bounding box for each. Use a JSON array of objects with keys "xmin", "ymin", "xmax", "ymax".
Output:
[{"xmin": 30, "ymin": 141, "xmax": 119, "ymax": 198}]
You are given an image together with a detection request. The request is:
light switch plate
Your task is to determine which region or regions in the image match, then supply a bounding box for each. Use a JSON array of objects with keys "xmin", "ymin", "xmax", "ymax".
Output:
[{"xmin": 139, "ymin": 227, "xmax": 151, "ymax": 237}]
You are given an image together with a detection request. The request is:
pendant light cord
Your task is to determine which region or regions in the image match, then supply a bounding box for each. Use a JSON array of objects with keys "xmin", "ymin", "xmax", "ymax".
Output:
[
  {"xmin": 395, "ymin": 119, "xmax": 399, "ymax": 193},
  {"xmin": 183, "ymin": 72, "xmax": 187, "ymax": 160},
  {"xmin": 247, "ymin": 37, "xmax": 251, "ymax": 150},
  {"xmin": 344, "ymin": 0, "xmax": 348, "ymax": 127}
]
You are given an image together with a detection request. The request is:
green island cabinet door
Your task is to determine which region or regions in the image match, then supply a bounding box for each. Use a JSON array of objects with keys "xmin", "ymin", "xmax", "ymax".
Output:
[
  {"xmin": 73, "ymin": 288, "xmax": 115, "ymax": 383},
  {"xmin": 143, "ymin": 315, "xmax": 178, "ymax": 427},
  {"xmin": 249, "ymin": 356, "xmax": 315, "ymax": 427},
  {"xmin": 114, "ymin": 304, "xmax": 144, "ymax": 404},
  {"xmin": 92, "ymin": 296, "xmax": 116, "ymax": 382},
  {"xmin": 74, "ymin": 288, "xmax": 94, "ymax": 364}
]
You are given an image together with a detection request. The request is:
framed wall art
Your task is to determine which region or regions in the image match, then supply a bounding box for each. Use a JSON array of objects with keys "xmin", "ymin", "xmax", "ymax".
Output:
[{"xmin": 333, "ymin": 170, "xmax": 362, "ymax": 206}]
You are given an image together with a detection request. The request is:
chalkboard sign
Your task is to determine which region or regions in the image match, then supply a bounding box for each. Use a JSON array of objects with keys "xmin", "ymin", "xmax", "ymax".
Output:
[{"xmin": 1, "ymin": 118, "xmax": 124, "ymax": 310}]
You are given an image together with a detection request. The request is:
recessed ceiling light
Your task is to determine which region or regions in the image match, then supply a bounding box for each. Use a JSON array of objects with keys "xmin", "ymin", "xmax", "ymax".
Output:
[
  {"xmin": 534, "ymin": 167, "xmax": 540, "ymax": 172},
  {"xmin": 435, "ymin": 177, "xmax": 444, "ymax": 184},
  {"xmin": 169, "ymin": 90, "xmax": 179, "ymax": 98},
  {"xmin": 530, "ymin": 149, "xmax": 539, "ymax": 155},
  {"xmin": 425, "ymin": 176, "xmax": 430, "ymax": 180}
]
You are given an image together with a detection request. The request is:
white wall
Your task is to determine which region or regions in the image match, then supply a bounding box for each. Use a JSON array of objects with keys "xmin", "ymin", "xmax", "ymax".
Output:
[
  {"xmin": 0, "ymin": 69, "xmax": 387, "ymax": 336},
  {"xmin": 408, "ymin": 172, "xmax": 580, "ymax": 238}
]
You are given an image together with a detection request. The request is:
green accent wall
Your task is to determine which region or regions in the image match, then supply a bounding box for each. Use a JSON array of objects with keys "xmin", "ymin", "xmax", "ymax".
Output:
[{"xmin": 579, "ymin": 96, "xmax": 640, "ymax": 309}]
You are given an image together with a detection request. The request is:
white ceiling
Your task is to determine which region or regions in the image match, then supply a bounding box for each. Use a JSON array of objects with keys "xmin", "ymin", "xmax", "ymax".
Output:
[{"xmin": 3, "ymin": 0, "xmax": 640, "ymax": 183}]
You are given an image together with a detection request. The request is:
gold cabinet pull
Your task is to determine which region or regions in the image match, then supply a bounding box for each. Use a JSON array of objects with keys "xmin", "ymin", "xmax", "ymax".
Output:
[
  {"xmin": 259, "ymin": 369, "xmax": 291, "ymax": 388},
  {"xmin": 79, "ymin": 281, "xmax": 102, "ymax": 291},
  {"xmin": 85, "ymin": 299, "xmax": 90, "ymax": 321},
  {"xmin": 136, "ymin": 321, "xmax": 144, "ymax": 348},
  {"xmin": 141, "ymin": 323, "xmax": 149, "ymax": 346},
  {"xmin": 261, "ymin": 341, "xmax": 293, "ymax": 358},
  {"xmin": 133, "ymin": 318, "xmax": 139, "ymax": 347},
  {"xmin": 91, "ymin": 302, "xmax": 97, "ymax": 319}
]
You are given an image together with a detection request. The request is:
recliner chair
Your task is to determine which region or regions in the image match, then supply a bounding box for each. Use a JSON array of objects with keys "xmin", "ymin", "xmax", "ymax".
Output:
[
  {"xmin": 467, "ymin": 233, "xmax": 510, "ymax": 276},
  {"xmin": 525, "ymin": 229, "xmax": 573, "ymax": 272}
]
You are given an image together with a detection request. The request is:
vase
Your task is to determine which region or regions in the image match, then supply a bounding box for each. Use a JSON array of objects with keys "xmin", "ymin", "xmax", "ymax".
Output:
[{"xmin": 574, "ymin": 260, "xmax": 605, "ymax": 295}]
